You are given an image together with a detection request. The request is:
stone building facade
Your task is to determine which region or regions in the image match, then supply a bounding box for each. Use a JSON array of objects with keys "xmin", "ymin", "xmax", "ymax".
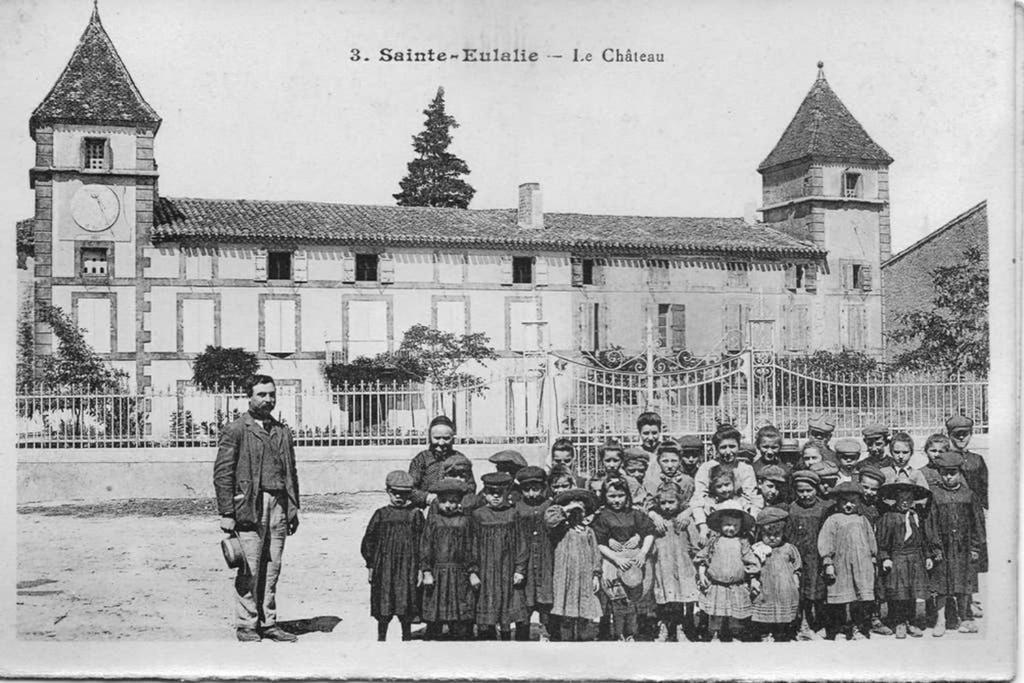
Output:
[{"xmin": 24, "ymin": 9, "xmax": 891, "ymax": 397}]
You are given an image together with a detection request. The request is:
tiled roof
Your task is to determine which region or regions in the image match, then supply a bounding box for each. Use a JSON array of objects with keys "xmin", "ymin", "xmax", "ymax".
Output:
[
  {"xmin": 152, "ymin": 196, "xmax": 825, "ymax": 258},
  {"xmin": 882, "ymin": 201, "xmax": 987, "ymax": 269},
  {"xmin": 758, "ymin": 64, "xmax": 892, "ymax": 171},
  {"xmin": 30, "ymin": 6, "xmax": 160, "ymax": 136}
]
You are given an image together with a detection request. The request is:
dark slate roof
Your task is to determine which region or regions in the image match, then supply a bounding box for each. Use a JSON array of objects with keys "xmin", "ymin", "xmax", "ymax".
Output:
[
  {"xmin": 882, "ymin": 201, "xmax": 987, "ymax": 269},
  {"xmin": 30, "ymin": 6, "xmax": 160, "ymax": 136},
  {"xmin": 758, "ymin": 64, "xmax": 892, "ymax": 172},
  {"xmin": 152, "ymin": 196, "xmax": 825, "ymax": 258}
]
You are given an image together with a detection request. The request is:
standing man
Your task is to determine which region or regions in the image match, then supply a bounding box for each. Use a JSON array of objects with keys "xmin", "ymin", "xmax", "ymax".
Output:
[{"xmin": 214, "ymin": 374, "xmax": 300, "ymax": 642}]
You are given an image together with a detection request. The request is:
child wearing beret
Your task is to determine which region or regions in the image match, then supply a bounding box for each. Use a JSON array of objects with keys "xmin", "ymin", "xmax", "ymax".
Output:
[
  {"xmin": 875, "ymin": 482, "xmax": 934, "ymax": 639},
  {"xmin": 650, "ymin": 481, "xmax": 701, "ymax": 642},
  {"xmin": 419, "ymin": 477, "xmax": 476, "ymax": 640},
  {"xmin": 544, "ymin": 488, "xmax": 604, "ymax": 641},
  {"xmin": 810, "ymin": 460, "xmax": 840, "ymax": 498},
  {"xmin": 757, "ymin": 465, "xmax": 791, "ymax": 511},
  {"xmin": 751, "ymin": 507, "xmax": 802, "ymax": 641},
  {"xmin": 858, "ymin": 424, "xmax": 893, "ymax": 472},
  {"xmin": 818, "ymin": 482, "xmax": 877, "ymax": 640},
  {"xmin": 469, "ymin": 471, "xmax": 528, "ymax": 640},
  {"xmin": 694, "ymin": 509, "xmax": 761, "ymax": 642},
  {"xmin": 360, "ymin": 470, "xmax": 425, "ymax": 641},
  {"xmin": 677, "ymin": 434, "xmax": 704, "ymax": 480},
  {"xmin": 786, "ymin": 469, "xmax": 831, "ymax": 640},
  {"xmin": 925, "ymin": 449, "xmax": 985, "ymax": 636},
  {"xmin": 833, "ymin": 438, "xmax": 862, "ymax": 484},
  {"xmin": 514, "ymin": 466, "xmax": 555, "ymax": 641}
]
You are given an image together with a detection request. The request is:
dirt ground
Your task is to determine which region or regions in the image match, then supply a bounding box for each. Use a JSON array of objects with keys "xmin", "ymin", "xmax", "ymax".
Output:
[{"xmin": 17, "ymin": 493, "xmax": 987, "ymax": 642}]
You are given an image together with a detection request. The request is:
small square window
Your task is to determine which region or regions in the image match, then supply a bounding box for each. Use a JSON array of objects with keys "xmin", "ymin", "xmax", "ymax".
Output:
[
  {"xmin": 582, "ymin": 259, "xmax": 595, "ymax": 286},
  {"xmin": 512, "ymin": 257, "xmax": 533, "ymax": 284},
  {"xmin": 843, "ymin": 172, "xmax": 862, "ymax": 198},
  {"xmin": 355, "ymin": 254, "xmax": 379, "ymax": 282},
  {"xmin": 84, "ymin": 138, "xmax": 107, "ymax": 170},
  {"xmin": 81, "ymin": 247, "xmax": 109, "ymax": 276},
  {"xmin": 267, "ymin": 251, "xmax": 292, "ymax": 280}
]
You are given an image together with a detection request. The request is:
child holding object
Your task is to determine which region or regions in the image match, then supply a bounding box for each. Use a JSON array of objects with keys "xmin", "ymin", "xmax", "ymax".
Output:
[
  {"xmin": 695, "ymin": 509, "xmax": 761, "ymax": 642},
  {"xmin": 818, "ymin": 481, "xmax": 877, "ymax": 640},
  {"xmin": 360, "ymin": 471, "xmax": 424, "ymax": 641},
  {"xmin": 875, "ymin": 481, "xmax": 934, "ymax": 639},
  {"xmin": 544, "ymin": 488, "xmax": 604, "ymax": 641},
  {"xmin": 419, "ymin": 477, "xmax": 476, "ymax": 640}
]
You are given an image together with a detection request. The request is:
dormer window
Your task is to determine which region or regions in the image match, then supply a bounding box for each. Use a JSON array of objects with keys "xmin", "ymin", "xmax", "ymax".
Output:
[
  {"xmin": 84, "ymin": 137, "xmax": 110, "ymax": 170},
  {"xmin": 512, "ymin": 257, "xmax": 533, "ymax": 284},
  {"xmin": 843, "ymin": 172, "xmax": 862, "ymax": 198},
  {"xmin": 267, "ymin": 251, "xmax": 292, "ymax": 280}
]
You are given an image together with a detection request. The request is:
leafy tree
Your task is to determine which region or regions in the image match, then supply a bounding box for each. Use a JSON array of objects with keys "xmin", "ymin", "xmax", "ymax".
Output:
[
  {"xmin": 191, "ymin": 346, "xmax": 260, "ymax": 392},
  {"xmin": 35, "ymin": 303, "xmax": 128, "ymax": 392},
  {"xmin": 383, "ymin": 324, "xmax": 498, "ymax": 389},
  {"xmin": 16, "ymin": 297, "xmax": 35, "ymax": 392},
  {"xmin": 393, "ymin": 87, "xmax": 476, "ymax": 209},
  {"xmin": 888, "ymin": 246, "xmax": 988, "ymax": 376}
]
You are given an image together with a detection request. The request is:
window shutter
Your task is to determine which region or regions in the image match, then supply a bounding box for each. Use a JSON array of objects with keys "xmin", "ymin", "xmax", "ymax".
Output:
[
  {"xmin": 670, "ymin": 304, "xmax": 686, "ymax": 350},
  {"xmin": 723, "ymin": 303, "xmax": 739, "ymax": 350},
  {"xmin": 840, "ymin": 259, "xmax": 852, "ymax": 290},
  {"xmin": 500, "ymin": 255, "xmax": 513, "ymax": 286},
  {"xmin": 784, "ymin": 265, "xmax": 797, "ymax": 291},
  {"xmin": 570, "ymin": 257, "xmax": 583, "ymax": 287},
  {"xmin": 798, "ymin": 305, "xmax": 810, "ymax": 351},
  {"xmin": 804, "ymin": 265, "xmax": 818, "ymax": 292},
  {"xmin": 840, "ymin": 304, "xmax": 850, "ymax": 348},
  {"xmin": 254, "ymin": 248, "xmax": 267, "ymax": 281},
  {"xmin": 599, "ymin": 303, "xmax": 608, "ymax": 349},
  {"xmin": 740, "ymin": 304, "xmax": 750, "ymax": 348},
  {"xmin": 860, "ymin": 263, "xmax": 873, "ymax": 291},
  {"xmin": 293, "ymin": 250, "xmax": 308, "ymax": 282},
  {"xmin": 103, "ymin": 139, "xmax": 113, "ymax": 170},
  {"xmin": 342, "ymin": 252, "xmax": 355, "ymax": 283},
  {"xmin": 379, "ymin": 253, "xmax": 395, "ymax": 284},
  {"xmin": 595, "ymin": 260, "xmax": 607, "ymax": 286},
  {"xmin": 576, "ymin": 303, "xmax": 587, "ymax": 350},
  {"xmin": 535, "ymin": 257, "xmax": 548, "ymax": 286},
  {"xmin": 781, "ymin": 304, "xmax": 792, "ymax": 350}
]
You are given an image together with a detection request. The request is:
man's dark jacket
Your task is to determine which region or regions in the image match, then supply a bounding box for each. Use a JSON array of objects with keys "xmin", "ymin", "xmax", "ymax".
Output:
[{"xmin": 214, "ymin": 412, "xmax": 300, "ymax": 526}]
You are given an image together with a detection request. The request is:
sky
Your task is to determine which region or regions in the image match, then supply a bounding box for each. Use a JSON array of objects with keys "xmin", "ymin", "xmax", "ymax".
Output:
[{"xmin": 0, "ymin": 0, "xmax": 1015, "ymax": 254}]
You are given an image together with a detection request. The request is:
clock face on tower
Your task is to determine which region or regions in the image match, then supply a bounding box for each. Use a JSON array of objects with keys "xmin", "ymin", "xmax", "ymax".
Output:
[{"xmin": 71, "ymin": 185, "xmax": 121, "ymax": 232}]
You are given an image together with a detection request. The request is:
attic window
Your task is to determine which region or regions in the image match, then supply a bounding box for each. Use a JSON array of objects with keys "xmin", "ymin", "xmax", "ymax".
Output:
[
  {"xmin": 355, "ymin": 253, "xmax": 379, "ymax": 282},
  {"xmin": 843, "ymin": 172, "xmax": 862, "ymax": 198},
  {"xmin": 512, "ymin": 257, "xmax": 533, "ymax": 284},
  {"xmin": 582, "ymin": 259, "xmax": 595, "ymax": 285},
  {"xmin": 84, "ymin": 138, "xmax": 109, "ymax": 170},
  {"xmin": 267, "ymin": 251, "xmax": 292, "ymax": 280}
]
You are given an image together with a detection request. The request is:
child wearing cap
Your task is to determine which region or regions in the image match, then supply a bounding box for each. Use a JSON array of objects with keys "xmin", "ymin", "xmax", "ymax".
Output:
[
  {"xmin": 360, "ymin": 471, "xmax": 425, "ymax": 641},
  {"xmin": 875, "ymin": 481, "xmax": 934, "ymax": 639},
  {"xmin": 786, "ymin": 469, "xmax": 831, "ymax": 640},
  {"xmin": 882, "ymin": 432, "xmax": 929, "ymax": 489},
  {"xmin": 924, "ymin": 449, "xmax": 985, "ymax": 636},
  {"xmin": 420, "ymin": 477, "xmax": 476, "ymax": 640},
  {"xmin": 622, "ymin": 449, "xmax": 652, "ymax": 511},
  {"xmin": 592, "ymin": 477, "xmax": 657, "ymax": 641},
  {"xmin": 833, "ymin": 438, "xmax": 862, "ymax": 484},
  {"xmin": 544, "ymin": 488, "xmax": 603, "ymax": 641},
  {"xmin": 807, "ymin": 415, "xmax": 838, "ymax": 464},
  {"xmin": 778, "ymin": 438, "xmax": 802, "ymax": 471},
  {"xmin": 751, "ymin": 507, "xmax": 802, "ymax": 642},
  {"xmin": 694, "ymin": 509, "xmax": 761, "ymax": 642},
  {"xmin": 469, "ymin": 472, "xmax": 528, "ymax": 640},
  {"xmin": 758, "ymin": 465, "xmax": 790, "ymax": 510},
  {"xmin": 857, "ymin": 465, "xmax": 891, "ymax": 636},
  {"xmin": 810, "ymin": 460, "xmax": 840, "ymax": 498},
  {"xmin": 514, "ymin": 466, "xmax": 555, "ymax": 641},
  {"xmin": 649, "ymin": 481, "xmax": 701, "ymax": 642},
  {"xmin": 438, "ymin": 454, "xmax": 482, "ymax": 514},
  {"xmin": 677, "ymin": 435, "xmax": 704, "ymax": 478},
  {"xmin": 858, "ymin": 424, "xmax": 893, "ymax": 471},
  {"xmin": 818, "ymin": 482, "xmax": 877, "ymax": 640},
  {"xmin": 945, "ymin": 415, "xmax": 987, "ymax": 621}
]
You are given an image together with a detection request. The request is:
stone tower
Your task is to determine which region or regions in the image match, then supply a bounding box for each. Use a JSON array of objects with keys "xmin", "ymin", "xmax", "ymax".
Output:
[
  {"xmin": 29, "ymin": 3, "xmax": 161, "ymax": 389},
  {"xmin": 758, "ymin": 62, "xmax": 892, "ymax": 354}
]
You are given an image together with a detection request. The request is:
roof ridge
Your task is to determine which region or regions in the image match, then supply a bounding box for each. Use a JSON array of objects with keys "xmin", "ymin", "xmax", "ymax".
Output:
[{"xmin": 882, "ymin": 200, "xmax": 987, "ymax": 267}]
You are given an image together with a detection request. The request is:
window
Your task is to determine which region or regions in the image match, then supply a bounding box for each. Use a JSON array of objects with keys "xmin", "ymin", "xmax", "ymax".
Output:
[
  {"xmin": 852, "ymin": 264, "xmax": 864, "ymax": 289},
  {"xmin": 508, "ymin": 299, "xmax": 538, "ymax": 351},
  {"xmin": 722, "ymin": 303, "xmax": 750, "ymax": 352},
  {"xmin": 843, "ymin": 304, "xmax": 867, "ymax": 350},
  {"xmin": 571, "ymin": 257, "xmax": 597, "ymax": 287},
  {"xmin": 76, "ymin": 297, "xmax": 112, "ymax": 353},
  {"xmin": 435, "ymin": 300, "xmax": 466, "ymax": 335},
  {"xmin": 84, "ymin": 137, "xmax": 108, "ymax": 170},
  {"xmin": 181, "ymin": 299, "xmax": 216, "ymax": 353},
  {"xmin": 264, "ymin": 299, "xmax": 297, "ymax": 354},
  {"xmin": 843, "ymin": 172, "xmax": 862, "ymax": 198},
  {"xmin": 355, "ymin": 254, "xmax": 379, "ymax": 282},
  {"xmin": 81, "ymin": 247, "xmax": 109, "ymax": 277},
  {"xmin": 512, "ymin": 257, "xmax": 533, "ymax": 284},
  {"xmin": 347, "ymin": 300, "xmax": 388, "ymax": 360},
  {"xmin": 784, "ymin": 304, "xmax": 810, "ymax": 351},
  {"xmin": 581, "ymin": 302, "xmax": 602, "ymax": 351},
  {"xmin": 185, "ymin": 251, "xmax": 213, "ymax": 280},
  {"xmin": 582, "ymin": 259, "xmax": 595, "ymax": 285},
  {"xmin": 267, "ymin": 251, "xmax": 292, "ymax": 280},
  {"xmin": 656, "ymin": 303, "xmax": 686, "ymax": 350}
]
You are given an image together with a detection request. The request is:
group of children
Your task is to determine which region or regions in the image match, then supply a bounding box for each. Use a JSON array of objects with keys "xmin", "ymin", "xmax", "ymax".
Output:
[{"xmin": 360, "ymin": 412, "xmax": 988, "ymax": 642}]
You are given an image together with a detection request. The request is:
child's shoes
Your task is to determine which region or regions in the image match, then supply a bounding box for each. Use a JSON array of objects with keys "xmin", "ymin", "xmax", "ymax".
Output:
[
  {"xmin": 851, "ymin": 629, "xmax": 867, "ymax": 641},
  {"xmin": 958, "ymin": 620, "xmax": 978, "ymax": 634},
  {"xmin": 932, "ymin": 621, "xmax": 946, "ymax": 637},
  {"xmin": 894, "ymin": 623, "xmax": 907, "ymax": 639},
  {"xmin": 870, "ymin": 617, "xmax": 893, "ymax": 636},
  {"xmin": 907, "ymin": 624, "xmax": 924, "ymax": 638}
]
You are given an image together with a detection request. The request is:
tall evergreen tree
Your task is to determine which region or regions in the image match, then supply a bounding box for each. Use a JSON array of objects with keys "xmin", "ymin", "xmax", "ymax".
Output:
[{"xmin": 394, "ymin": 87, "xmax": 476, "ymax": 209}]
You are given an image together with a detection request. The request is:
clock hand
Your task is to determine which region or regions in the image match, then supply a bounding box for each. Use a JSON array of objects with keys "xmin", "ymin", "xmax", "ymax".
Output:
[{"xmin": 91, "ymin": 194, "xmax": 109, "ymax": 224}]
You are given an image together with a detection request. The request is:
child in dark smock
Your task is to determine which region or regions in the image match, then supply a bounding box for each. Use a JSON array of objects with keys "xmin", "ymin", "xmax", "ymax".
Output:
[
  {"xmin": 876, "ymin": 482, "xmax": 934, "ymax": 639},
  {"xmin": 785, "ymin": 468, "xmax": 831, "ymax": 640},
  {"xmin": 925, "ymin": 449, "xmax": 985, "ymax": 636},
  {"xmin": 818, "ymin": 481, "xmax": 877, "ymax": 640},
  {"xmin": 514, "ymin": 466, "xmax": 555, "ymax": 641},
  {"xmin": 419, "ymin": 477, "xmax": 476, "ymax": 640},
  {"xmin": 468, "ymin": 471, "xmax": 528, "ymax": 640},
  {"xmin": 695, "ymin": 509, "xmax": 760, "ymax": 642},
  {"xmin": 650, "ymin": 482, "xmax": 700, "ymax": 642},
  {"xmin": 360, "ymin": 471, "xmax": 424, "ymax": 641},
  {"xmin": 858, "ymin": 465, "xmax": 893, "ymax": 636},
  {"xmin": 751, "ymin": 507, "xmax": 801, "ymax": 641},
  {"xmin": 544, "ymin": 488, "xmax": 603, "ymax": 641},
  {"xmin": 592, "ymin": 477, "xmax": 656, "ymax": 641}
]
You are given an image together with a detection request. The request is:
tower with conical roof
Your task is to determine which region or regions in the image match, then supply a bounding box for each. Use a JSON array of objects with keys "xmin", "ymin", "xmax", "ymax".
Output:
[
  {"xmin": 29, "ymin": 3, "xmax": 161, "ymax": 390},
  {"xmin": 758, "ymin": 62, "xmax": 891, "ymax": 354}
]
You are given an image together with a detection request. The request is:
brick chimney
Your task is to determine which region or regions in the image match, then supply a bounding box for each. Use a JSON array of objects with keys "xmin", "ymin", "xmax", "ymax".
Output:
[{"xmin": 517, "ymin": 182, "xmax": 543, "ymax": 230}]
